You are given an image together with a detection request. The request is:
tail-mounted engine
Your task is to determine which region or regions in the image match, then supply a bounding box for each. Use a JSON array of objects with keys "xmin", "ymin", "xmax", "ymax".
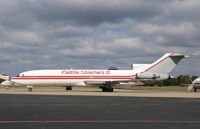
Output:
[
  {"xmin": 136, "ymin": 72, "xmax": 171, "ymax": 80},
  {"xmin": 136, "ymin": 73, "xmax": 160, "ymax": 79}
]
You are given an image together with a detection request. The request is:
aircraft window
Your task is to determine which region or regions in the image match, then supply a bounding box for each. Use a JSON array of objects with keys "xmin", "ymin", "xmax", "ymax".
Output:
[{"xmin": 16, "ymin": 74, "xmax": 24, "ymax": 77}]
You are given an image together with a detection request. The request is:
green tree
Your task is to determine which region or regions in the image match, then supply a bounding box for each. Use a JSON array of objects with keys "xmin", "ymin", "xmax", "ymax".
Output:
[
  {"xmin": 177, "ymin": 75, "xmax": 191, "ymax": 86},
  {"xmin": 191, "ymin": 75, "xmax": 198, "ymax": 81}
]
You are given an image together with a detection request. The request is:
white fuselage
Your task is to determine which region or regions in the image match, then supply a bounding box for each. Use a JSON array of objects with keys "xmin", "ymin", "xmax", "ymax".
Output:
[{"xmin": 11, "ymin": 69, "xmax": 136, "ymax": 86}]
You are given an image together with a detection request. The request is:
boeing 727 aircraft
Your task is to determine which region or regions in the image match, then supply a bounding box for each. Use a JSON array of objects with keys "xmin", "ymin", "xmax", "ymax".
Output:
[{"xmin": 0, "ymin": 53, "xmax": 187, "ymax": 92}]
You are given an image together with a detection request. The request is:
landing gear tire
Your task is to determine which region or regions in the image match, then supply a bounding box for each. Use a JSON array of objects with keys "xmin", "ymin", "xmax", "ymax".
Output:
[
  {"xmin": 66, "ymin": 86, "xmax": 72, "ymax": 90},
  {"xmin": 194, "ymin": 88, "xmax": 197, "ymax": 92},
  {"xmin": 107, "ymin": 88, "xmax": 113, "ymax": 92},
  {"xmin": 101, "ymin": 86, "xmax": 113, "ymax": 92},
  {"xmin": 27, "ymin": 86, "xmax": 33, "ymax": 92},
  {"xmin": 28, "ymin": 88, "xmax": 32, "ymax": 92},
  {"xmin": 102, "ymin": 87, "xmax": 107, "ymax": 92}
]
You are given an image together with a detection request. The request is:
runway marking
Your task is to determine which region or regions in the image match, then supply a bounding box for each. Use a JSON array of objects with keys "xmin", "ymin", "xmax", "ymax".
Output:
[{"xmin": 0, "ymin": 120, "xmax": 200, "ymax": 123}]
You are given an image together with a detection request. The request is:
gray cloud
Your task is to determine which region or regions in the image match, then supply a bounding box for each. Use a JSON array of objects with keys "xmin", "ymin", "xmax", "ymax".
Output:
[
  {"xmin": 29, "ymin": 0, "xmax": 164, "ymax": 25},
  {"xmin": 0, "ymin": 0, "xmax": 200, "ymax": 76}
]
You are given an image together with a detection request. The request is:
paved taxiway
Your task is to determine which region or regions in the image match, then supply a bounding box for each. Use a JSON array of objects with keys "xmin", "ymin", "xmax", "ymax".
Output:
[
  {"xmin": 0, "ymin": 94, "xmax": 200, "ymax": 129},
  {"xmin": 1, "ymin": 86, "xmax": 200, "ymax": 98}
]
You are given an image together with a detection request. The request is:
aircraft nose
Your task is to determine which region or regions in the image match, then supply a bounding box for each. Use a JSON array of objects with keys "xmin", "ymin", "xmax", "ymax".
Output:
[{"xmin": 1, "ymin": 80, "xmax": 15, "ymax": 86}]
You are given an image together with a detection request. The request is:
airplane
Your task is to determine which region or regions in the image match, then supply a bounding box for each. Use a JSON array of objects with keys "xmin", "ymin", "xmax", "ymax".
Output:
[
  {"xmin": 188, "ymin": 77, "xmax": 200, "ymax": 92},
  {"xmin": 0, "ymin": 53, "xmax": 187, "ymax": 92}
]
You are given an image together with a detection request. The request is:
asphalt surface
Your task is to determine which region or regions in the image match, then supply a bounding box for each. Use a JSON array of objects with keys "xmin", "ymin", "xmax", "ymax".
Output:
[{"xmin": 0, "ymin": 94, "xmax": 200, "ymax": 129}]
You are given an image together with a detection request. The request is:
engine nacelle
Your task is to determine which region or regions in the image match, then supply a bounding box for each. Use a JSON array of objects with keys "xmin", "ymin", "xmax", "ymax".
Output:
[
  {"xmin": 136, "ymin": 73, "xmax": 160, "ymax": 79},
  {"xmin": 0, "ymin": 80, "xmax": 15, "ymax": 86},
  {"xmin": 158, "ymin": 74, "xmax": 171, "ymax": 80}
]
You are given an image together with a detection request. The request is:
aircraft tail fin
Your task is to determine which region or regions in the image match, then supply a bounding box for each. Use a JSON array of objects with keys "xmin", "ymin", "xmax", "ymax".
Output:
[{"xmin": 142, "ymin": 53, "xmax": 188, "ymax": 74}]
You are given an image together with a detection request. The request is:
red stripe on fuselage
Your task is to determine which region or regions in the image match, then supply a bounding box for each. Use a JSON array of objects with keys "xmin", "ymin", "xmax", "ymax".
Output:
[{"xmin": 11, "ymin": 75, "xmax": 135, "ymax": 80}]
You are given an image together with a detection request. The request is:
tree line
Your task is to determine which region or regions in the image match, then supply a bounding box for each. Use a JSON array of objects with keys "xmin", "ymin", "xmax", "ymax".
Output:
[{"xmin": 158, "ymin": 75, "xmax": 198, "ymax": 86}]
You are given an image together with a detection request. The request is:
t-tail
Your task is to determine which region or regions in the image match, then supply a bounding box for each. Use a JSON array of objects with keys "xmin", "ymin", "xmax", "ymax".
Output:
[{"xmin": 134, "ymin": 53, "xmax": 188, "ymax": 80}]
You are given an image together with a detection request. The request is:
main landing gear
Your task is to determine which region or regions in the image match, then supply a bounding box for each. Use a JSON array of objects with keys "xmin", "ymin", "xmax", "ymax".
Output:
[
  {"xmin": 100, "ymin": 83, "xmax": 114, "ymax": 92},
  {"xmin": 27, "ymin": 85, "xmax": 33, "ymax": 92},
  {"xmin": 66, "ymin": 86, "xmax": 72, "ymax": 90}
]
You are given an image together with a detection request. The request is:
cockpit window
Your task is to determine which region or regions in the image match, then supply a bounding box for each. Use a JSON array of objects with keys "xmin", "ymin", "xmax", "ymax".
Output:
[{"xmin": 16, "ymin": 74, "xmax": 24, "ymax": 77}]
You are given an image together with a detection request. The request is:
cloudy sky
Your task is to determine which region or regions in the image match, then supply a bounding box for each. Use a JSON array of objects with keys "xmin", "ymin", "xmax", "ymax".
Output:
[{"xmin": 0, "ymin": 0, "xmax": 200, "ymax": 76}]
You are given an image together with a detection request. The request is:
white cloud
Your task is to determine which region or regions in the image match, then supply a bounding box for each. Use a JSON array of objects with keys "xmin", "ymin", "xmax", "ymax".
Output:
[
  {"xmin": 135, "ymin": 22, "xmax": 195, "ymax": 36},
  {"xmin": 9, "ymin": 31, "xmax": 44, "ymax": 44},
  {"xmin": 166, "ymin": 0, "xmax": 200, "ymax": 15},
  {"xmin": 0, "ymin": 42, "xmax": 14, "ymax": 49},
  {"xmin": 0, "ymin": 0, "xmax": 200, "ymax": 76}
]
